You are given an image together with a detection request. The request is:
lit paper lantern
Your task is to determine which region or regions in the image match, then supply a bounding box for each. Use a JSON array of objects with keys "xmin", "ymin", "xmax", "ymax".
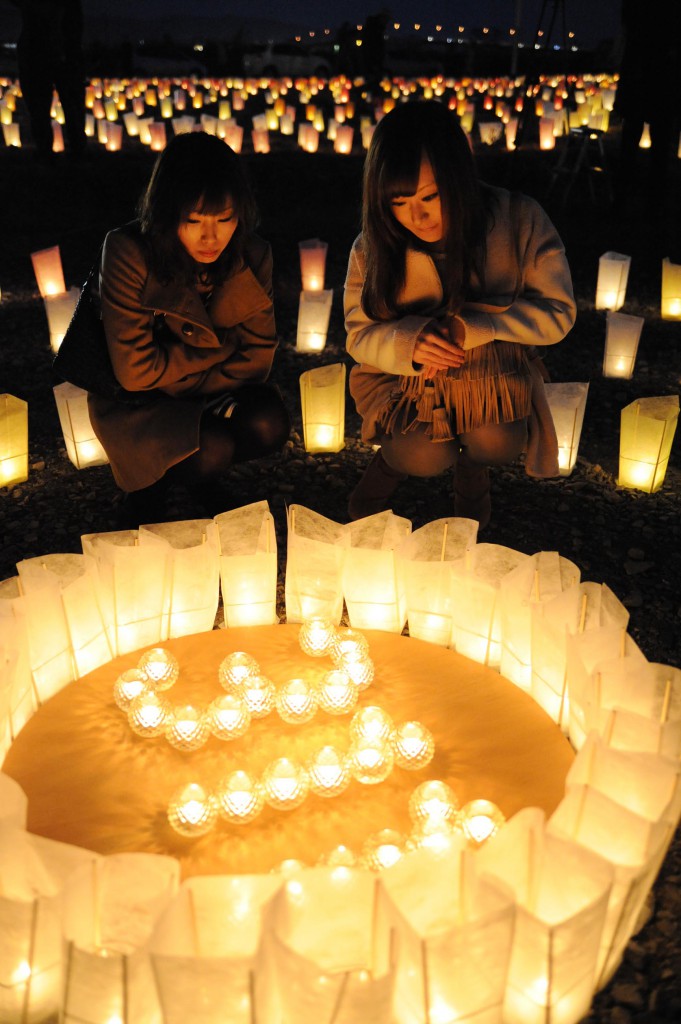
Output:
[
  {"xmin": 1, "ymin": 122, "xmax": 20, "ymax": 147},
  {"xmin": 0, "ymin": 394, "xmax": 28, "ymax": 487},
  {"xmin": 583, "ymin": 662, "xmax": 681, "ymax": 760},
  {"xmin": 148, "ymin": 875, "xmax": 281, "ymax": 1024},
  {"xmin": 296, "ymin": 288, "xmax": 333, "ymax": 352},
  {"xmin": 139, "ymin": 520, "xmax": 220, "ymax": 638},
  {"xmin": 0, "ymin": 580, "xmax": 35, "ymax": 746},
  {"xmin": 148, "ymin": 122, "xmax": 167, "ymax": 150},
  {"xmin": 478, "ymin": 120, "xmax": 503, "ymax": 145},
  {"xmin": 505, "ymin": 116, "xmax": 519, "ymax": 149},
  {"xmin": 334, "ymin": 123, "xmax": 354, "ymax": 153},
  {"xmin": 298, "ymin": 238, "xmax": 328, "ymax": 291},
  {"xmin": 595, "ymin": 251, "xmax": 631, "ymax": 311},
  {"xmin": 30, "ymin": 246, "xmax": 65, "ymax": 297},
  {"xmin": 81, "ymin": 529, "xmax": 171, "ymax": 656},
  {"xmin": 343, "ymin": 511, "xmax": 411, "ymax": 632},
  {"xmin": 60, "ymin": 854, "xmax": 179, "ymax": 1024},
  {"xmin": 0, "ymin": 828, "xmax": 95, "ymax": 1024},
  {"xmin": 299, "ymin": 362, "xmax": 346, "ymax": 452},
  {"xmin": 377, "ymin": 844, "xmax": 515, "ymax": 1024},
  {"xmin": 285, "ymin": 504, "xmax": 347, "ymax": 624},
  {"xmin": 499, "ymin": 551, "xmax": 580, "ymax": 692},
  {"xmin": 603, "ymin": 311, "xmax": 644, "ymax": 378},
  {"xmin": 251, "ymin": 128, "xmax": 270, "ymax": 153},
  {"xmin": 224, "ymin": 124, "xmax": 244, "ymax": 152},
  {"xmin": 538, "ymin": 116, "xmax": 556, "ymax": 149},
  {"xmin": 265, "ymin": 867, "xmax": 395, "ymax": 1024},
  {"xmin": 397, "ymin": 517, "xmax": 478, "ymax": 646},
  {"xmin": 618, "ymin": 395, "xmax": 679, "ymax": 493},
  {"xmin": 638, "ymin": 122, "xmax": 651, "ymax": 148},
  {"xmin": 450, "ymin": 544, "xmax": 531, "ymax": 666},
  {"xmin": 216, "ymin": 501, "xmax": 278, "ymax": 627},
  {"xmin": 44, "ymin": 288, "xmax": 79, "ymax": 353},
  {"xmin": 661, "ymin": 257, "xmax": 681, "ymax": 320},
  {"xmin": 53, "ymin": 383, "xmax": 109, "ymax": 469},
  {"xmin": 544, "ymin": 381, "xmax": 589, "ymax": 476}
]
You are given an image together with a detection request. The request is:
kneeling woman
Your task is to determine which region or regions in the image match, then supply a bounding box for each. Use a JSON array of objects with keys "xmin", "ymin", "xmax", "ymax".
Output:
[
  {"xmin": 344, "ymin": 100, "xmax": 576, "ymax": 528},
  {"xmin": 89, "ymin": 130, "xmax": 290, "ymax": 523}
]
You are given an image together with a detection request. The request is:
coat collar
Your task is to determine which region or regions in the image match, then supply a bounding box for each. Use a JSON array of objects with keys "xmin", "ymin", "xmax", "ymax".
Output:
[{"xmin": 141, "ymin": 261, "xmax": 272, "ymax": 330}]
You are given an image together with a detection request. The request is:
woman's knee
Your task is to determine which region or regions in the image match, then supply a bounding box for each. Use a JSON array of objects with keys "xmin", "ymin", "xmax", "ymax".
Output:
[
  {"xmin": 460, "ymin": 419, "xmax": 528, "ymax": 466},
  {"xmin": 380, "ymin": 429, "xmax": 459, "ymax": 477}
]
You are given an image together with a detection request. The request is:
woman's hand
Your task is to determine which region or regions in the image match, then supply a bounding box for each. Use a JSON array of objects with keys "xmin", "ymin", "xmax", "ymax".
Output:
[{"xmin": 413, "ymin": 320, "xmax": 465, "ymax": 379}]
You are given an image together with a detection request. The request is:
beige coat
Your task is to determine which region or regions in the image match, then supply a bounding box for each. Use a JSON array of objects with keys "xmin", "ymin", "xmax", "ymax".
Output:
[
  {"xmin": 344, "ymin": 186, "xmax": 576, "ymax": 476},
  {"xmin": 88, "ymin": 224, "xmax": 277, "ymax": 491}
]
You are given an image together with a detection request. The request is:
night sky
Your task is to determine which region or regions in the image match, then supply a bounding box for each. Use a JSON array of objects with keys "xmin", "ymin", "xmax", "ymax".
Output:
[{"xmin": 83, "ymin": 1, "xmax": 623, "ymax": 51}]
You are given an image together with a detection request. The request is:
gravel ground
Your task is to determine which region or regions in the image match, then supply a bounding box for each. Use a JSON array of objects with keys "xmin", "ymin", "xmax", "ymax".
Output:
[{"xmin": 1, "ymin": 114, "xmax": 680, "ymax": 1021}]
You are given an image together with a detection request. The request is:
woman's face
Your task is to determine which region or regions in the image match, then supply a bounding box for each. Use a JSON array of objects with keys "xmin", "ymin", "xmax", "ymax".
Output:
[
  {"xmin": 389, "ymin": 157, "xmax": 443, "ymax": 244},
  {"xmin": 177, "ymin": 200, "xmax": 238, "ymax": 263}
]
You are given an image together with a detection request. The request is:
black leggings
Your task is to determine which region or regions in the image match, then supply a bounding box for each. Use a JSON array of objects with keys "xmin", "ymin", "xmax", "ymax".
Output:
[
  {"xmin": 167, "ymin": 383, "xmax": 290, "ymax": 486},
  {"xmin": 379, "ymin": 417, "xmax": 528, "ymax": 477}
]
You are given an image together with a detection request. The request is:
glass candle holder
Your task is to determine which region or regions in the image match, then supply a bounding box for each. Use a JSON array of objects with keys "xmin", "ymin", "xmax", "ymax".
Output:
[
  {"xmin": 307, "ymin": 745, "xmax": 351, "ymax": 797},
  {"xmin": 337, "ymin": 650, "xmax": 375, "ymax": 690},
  {"xmin": 276, "ymin": 677, "xmax": 318, "ymax": 724},
  {"xmin": 409, "ymin": 820, "xmax": 461, "ymax": 855},
  {"xmin": 408, "ymin": 779, "xmax": 459, "ymax": 829},
  {"xmin": 349, "ymin": 738, "xmax": 394, "ymax": 785},
  {"xmin": 262, "ymin": 757, "xmax": 310, "ymax": 811},
  {"xmin": 361, "ymin": 828, "xmax": 408, "ymax": 871},
  {"xmin": 137, "ymin": 647, "xmax": 180, "ymax": 691},
  {"xmin": 165, "ymin": 704, "xmax": 210, "ymax": 751},
  {"xmin": 128, "ymin": 690, "xmax": 171, "ymax": 737},
  {"xmin": 317, "ymin": 669, "xmax": 359, "ymax": 715},
  {"xmin": 317, "ymin": 844, "xmax": 358, "ymax": 867},
  {"xmin": 242, "ymin": 673, "xmax": 276, "ymax": 718},
  {"xmin": 207, "ymin": 693, "xmax": 251, "ymax": 740},
  {"xmin": 298, "ymin": 616, "xmax": 336, "ymax": 657},
  {"xmin": 218, "ymin": 651, "xmax": 260, "ymax": 692},
  {"xmin": 392, "ymin": 721, "xmax": 435, "ymax": 770},
  {"xmin": 329, "ymin": 627, "xmax": 369, "ymax": 666},
  {"xmin": 350, "ymin": 705, "xmax": 394, "ymax": 745},
  {"xmin": 459, "ymin": 799, "xmax": 506, "ymax": 846},
  {"xmin": 113, "ymin": 668, "xmax": 148, "ymax": 710},
  {"xmin": 217, "ymin": 770, "xmax": 264, "ymax": 823},
  {"xmin": 167, "ymin": 782, "xmax": 218, "ymax": 837}
]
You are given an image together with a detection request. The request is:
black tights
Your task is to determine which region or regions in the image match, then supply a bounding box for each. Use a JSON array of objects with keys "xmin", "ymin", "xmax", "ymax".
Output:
[
  {"xmin": 166, "ymin": 383, "xmax": 290, "ymax": 487},
  {"xmin": 379, "ymin": 417, "xmax": 528, "ymax": 477}
]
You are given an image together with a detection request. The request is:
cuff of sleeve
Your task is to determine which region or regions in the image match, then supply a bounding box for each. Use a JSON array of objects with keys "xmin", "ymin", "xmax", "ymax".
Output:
[
  {"xmin": 458, "ymin": 311, "xmax": 495, "ymax": 350},
  {"xmin": 395, "ymin": 314, "xmax": 436, "ymax": 374}
]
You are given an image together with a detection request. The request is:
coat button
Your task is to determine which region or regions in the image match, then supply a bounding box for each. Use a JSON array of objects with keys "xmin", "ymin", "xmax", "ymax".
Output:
[{"xmin": 181, "ymin": 322, "xmax": 194, "ymax": 336}]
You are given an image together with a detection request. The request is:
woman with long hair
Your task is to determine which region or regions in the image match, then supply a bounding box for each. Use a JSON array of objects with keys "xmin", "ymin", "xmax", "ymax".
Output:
[
  {"xmin": 88, "ymin": 130, "xmax": 290, "ymax": 523},
  {"xmin": 344, "ymin": 99, "xmax": 576, "ymax": 527}
]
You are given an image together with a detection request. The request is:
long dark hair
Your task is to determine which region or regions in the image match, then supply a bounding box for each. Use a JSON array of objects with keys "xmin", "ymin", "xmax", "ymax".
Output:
[
  {"xmin": 361, "ymin": 99, "xmax": 491, "ymax": 320},
  {"xmin": 137, "ymin": 131, "xmax": 258, "ymax": 285}
]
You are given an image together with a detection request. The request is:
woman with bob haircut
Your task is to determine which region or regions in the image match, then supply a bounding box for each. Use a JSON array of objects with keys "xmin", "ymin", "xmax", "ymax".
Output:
[
  {"xmin": 344, "ymin": 99, "xmax": 576, "ymax": 527},
  {"xmin": 88, "ymin": 130, "xmax": 290, "ymax": 523}
]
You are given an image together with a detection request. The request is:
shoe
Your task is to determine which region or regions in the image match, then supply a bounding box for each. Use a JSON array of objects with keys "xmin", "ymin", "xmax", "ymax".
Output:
[
  {"xmin": 453, "ymin": 455, "xmax": 491, "ymax": 529},
  {"xmin": 348, "ymin": 449, "xmax": 407, "ymax": 521}
]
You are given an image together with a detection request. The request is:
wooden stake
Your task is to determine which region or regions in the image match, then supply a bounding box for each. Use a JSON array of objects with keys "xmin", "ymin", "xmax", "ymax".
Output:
[
  {"xmin": 578, "ymin": 592, "xmax": 588, "ymax": 633},
  {"xmin": 328, "ymin": 972, "xmax": 350, "ymax": 1024},
  {"xmin": 660, "ymin": 680, "xmax": 672, "ymax": 724},
  {"xmin": 440, "ymin": 521, "xmax": 448, "ymax": 561}
]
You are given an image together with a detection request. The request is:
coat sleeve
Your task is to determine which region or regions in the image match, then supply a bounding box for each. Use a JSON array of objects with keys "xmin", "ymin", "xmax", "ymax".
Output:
[
  {"xmin": 343, "ymin": 236, "xmax": 429, "ymax": 376},
  {"xmin": 457, "ymin": 196, "xmax": 577, "ymax": 351},
  {"xmin": 100, "ymin": 230, "xmax": 227, "ymax": 393}
]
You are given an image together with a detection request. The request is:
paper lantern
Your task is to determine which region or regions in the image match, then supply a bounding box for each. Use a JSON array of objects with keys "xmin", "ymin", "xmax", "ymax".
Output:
[
  {"xmin": 285, "ymin": 505, "xmax": 347, "ymax": 624},
  {"xmin": 505, "ymin": 116, "xmax": 519, "ymax": 149},
  {"xmin": 216, "ymin": 501, "xmax": 278, "ymax": 627},
  {"xmin": 296, "ymin": 288, "xmax": 333, "ymax": 352},
  {"xmin": 0, "ymin": 580, "xmax": 35, "ymax": 747},
  {"xmin": 298, "ymin": 238, "xmax": 328, "ymax": 291},
  {"xmin": 0, "ymin": 829, "xmax": 95, "ymax": 1024},
  {"xmin": 544, "ymin": 381, "xmax": 589, "ymax": 475},
  {"xmin": 251, "ymin": 128, "xmax": 270, "ymax": 153},
  {"xmin": 0, "ymin": 394, "xmax": 28, "ymax": 487},
  {"xmin": 531, "ymin": 581, "xmax": 629, "ymax": 732},
  {"xmin": 148, "ymin": 876, "xmax": 280, "ymax": 1024},
  {"xmin": 334, "ymin": 124, "xmax": 354, "ymax": 153},
  {"xmin": 104, "ymin": 122, "xmax": 123, "ymax": 151},
  {"xmin": 43, "ymin": 288, "xmax": 79, "ymax": 353},
  {"xmin": 583, "ymin": 662, "xmax": 681, "ymax": 760},
  {"xmin": 148, "ymin": 122, "xmax": 166, "ymax": 150},
  {"xmin": 53, "ymin": 383, "xmax": 109, "ymax": 469},
  {"xmin": 661, "ymin": 257, "xmax": 681, "ymax": 320},
  {"xmin": 638, "ymin": 122, "xmax": 651, "ymax": 148},
  {"xmin": 30, "ymin": 246, "xmax": 65, "ymax": 298},
  {"xmin": 377, "ymin": 845, "xmax": 515, "ymax": 1024},
  {"xmin": 478, "ymin": 120, "xmax": 503, "ymax": 146},
  {"xmin": 81, "ymin": 529, "xmax": 170, "ymax": 656},
  {"xmin": 2, "ymin": 122, "xmax": 20, "ymax": 147},
  {"xmin": 595, "ymin": 251, "xmax": 631, "ymax": 311},
  {"xmin": 397, "ymin": 517, "xmax": 478, "ymax": 646},
  {"xmin": 265, "ymin": 868, "xmax": 395, "ymax": 1024},
  {"xmin": 538, "ymin": 117, "xmax": 556, "ymax": 149},
  {"xmin": 618, "ymin": 395, "xmax": 679, "ymax": 493},
  {"xmin": 343, "ymin": 511, "xmax": 411, "ymax": 632},
  {"xmin": 60, "ymin": 854, "xmax": 178, "ymax": 1024},
  {"xmin": 139, "ymin": 520, "xmax": 220, "ymax": 638},
  {"xmin": 299, "ymin": 362, "xmax": 346, "ymax": 453},
  {"xmin": 450, "ymin": 544, "xmax": 531, "ymax": 666},
  {"xmin": 603, "ymin": 311, "xmax": 644, "ymax": 379}
]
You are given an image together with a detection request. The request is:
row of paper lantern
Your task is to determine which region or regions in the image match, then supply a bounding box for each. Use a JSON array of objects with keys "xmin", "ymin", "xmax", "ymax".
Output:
[
  {"xmin": 2, "ymin": 501, "xmax": 680, "ymax": 760},
  {"xmin": 1, "ymin": 539, "xmax": 680, "ymax": 1023}
]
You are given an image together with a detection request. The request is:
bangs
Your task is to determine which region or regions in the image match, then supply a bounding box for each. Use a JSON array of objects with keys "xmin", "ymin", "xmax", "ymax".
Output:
[
  {"xmin": 184, "ymin": 188, "xmax": 234, "ymax": 218},
  {"xmin": 379, "ymin": 146, "xmax": 423, "ymax": 200}
]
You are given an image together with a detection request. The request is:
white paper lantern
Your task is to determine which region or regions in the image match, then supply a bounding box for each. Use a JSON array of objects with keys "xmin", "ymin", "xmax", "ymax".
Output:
[
  {"xmin": 298, "ymin": 238, "xmax": 328, "ymax": 291},
  {"xmin": 44, "ymin": 288, "xmax": 79, "ymax": 353},
  {"xmin": 30, "ymin": 246, "xmax": 65, "ymax": 298},
  {"xmin": 216, "ymin": 501, "xmax": 278, "ymax": 627},
  {"xmin": 618, "ymin": 395, "xmax": 679, "ymax": 493},
  {"xmin": 343, "ymin": 511, "xmax": 411, "ymax": 633},
  {"xmin": 595, "ymin": 251, "xmax": 631, "ymax": 311},
  {"xmin": 661, "ymin": 257, "xmax": 681, "ymax": 320},
  {"xmin": 544, "ymin": 382, "xmax": 589, "ymax": 476},
  {"xmin": 603, "ymin": 311, "xmax": 644, "ymax": 379},
  {"xmin": 53, "ymin": 383, "xmax": 109, "ymax": 469},
  {"xmin": 285, "ymin": 504, "xmax": 347, "ymax": 624},
  {"xmin": 0, "ymin": 393, "xmax": 28, "ymax": 487},
  {"xmin": 296, "ymin": 289, "xmax": 334, "ymax": 353},
  {"xmin": 299, "ymin": 362, "xmax": 346, "ymax": 452},
  {"xmin": 139, "ymin": 520, "xmax": 220, "ymax": 638}
]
